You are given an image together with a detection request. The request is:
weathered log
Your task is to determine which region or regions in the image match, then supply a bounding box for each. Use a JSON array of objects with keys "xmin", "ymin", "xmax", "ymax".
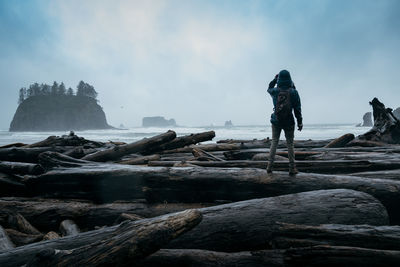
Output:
[
  {"xmin": 0, "ymin": 226, "xmax": 14, "ymax": 252},
  {"xmin": 59, "ymin": 219, "xmax": 80, "ymax": 236},
  {"xmin": 0, "ymin": 161, "xmax": 44, "ymax": 176},
  {"xmin": 118, "ymin": 154, "xmax": 161, "ymax": 165},
  {"xmin": 0, "ymin": 197, "xmax": 210, "ymax": 232},
  {"xmin": 357, "ymin": 97, "xmax": 400, "ymax": 144},
  {"xmin": 167, "ymin": 189, "xmax": 388, "ymax": 251},
  {"xmin": 251, "ymin": 153, "xmax": 288, "ymax": 161},
  {"xmin": 82, "ymin": 130, "xmax": 176, "ymax": 162},
  {"xmin": 270, "ymin": 222, "xmax": 400, "ymax": 250},
  {"xmin": 324, "ymin": 133, "xmax": 355, "ymax": 148},
  {"xmin": 143, "ymin": 131, "xmax": 215, "ymax": 155},
  {"xmin": 140, "ymin": 246, "xmax": 400, "ymax": 267},
  {"xmin": 137, "ymin": 249, "xmax": 284, "ymax": 267},
  {"xmin": 5, "ymin": 229, "xmax": 42, "ymax": 246},
  {"xmin": 350, "ymin": 169, "xmax": 400, "ymax": 180},
  {"xmin": 42, "ymin": 231, "xmax": 59, "ymax": 241},
  {"xmin": 144, "ymin": 169, "xmax": 400, "ymax": 223},
  {"xmin": 223, "ymin": 148, "xmax": 319, "ymax": 160},
  {"xmin": 148, "ymin": 159, "xmax": 400, "ymax": 174},
  {"xmin": 0, "ymin": 210, "xmax": 202, "ymax": 267},
  {"xmin": 7, "ymin": 213, "xmax": 41, "ymax": 236},
  {"xmin": 0, "ymin": 147, "xmax": 67, "ymax": 163},
  {"xmin": 0, "ymin": 173, "xmax": 26, "ymax": 197},
  {"xmin": 162, "ymin": 143, "xmax": 241, "ymax": 154},
  {"xmin": 25, "ymin": 133, "xmax": 103, "ymax": 148},
  {"xmin": 283, "ymin": 245, "xmax": 400, "ymax": 267},
  {"xmin": 0, "ymin": 143, "xmax": 27, "ymax": 149}
]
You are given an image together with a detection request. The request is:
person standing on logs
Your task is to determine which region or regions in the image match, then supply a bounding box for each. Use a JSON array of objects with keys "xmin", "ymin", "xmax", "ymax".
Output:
[{"xmin": 267, "ymin": 70, "xmax": 303, "ymax": 175}]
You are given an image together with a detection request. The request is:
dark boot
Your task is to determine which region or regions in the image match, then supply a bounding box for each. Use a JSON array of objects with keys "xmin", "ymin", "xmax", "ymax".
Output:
[
  {"xmin": 289, "ymin": 164, "xmax": 298, "ymax": 176},
  {"xmin": 267, "ymin": 162, "xmax": 273, "ymax": 173}
]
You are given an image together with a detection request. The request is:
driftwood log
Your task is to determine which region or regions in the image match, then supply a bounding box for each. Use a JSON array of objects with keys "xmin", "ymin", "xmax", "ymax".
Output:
[
  {"xmin": 270, "ymin": 222, "xmax": 400, "ymax": 250},
  {"xmin": 357, "ymin": 97, "xmax": 400, "ymax": 144},
  {"xmin": 0, "ymin": 210, "xmax": 202, "ymax": 267},
  {"xmin": 0, "ymin": 197, "xmax": 210, "ymax": 232},
  {"xmin": 0, "ymin": 161, "xmax": 44, "ymax": 176},
  {"xmin": 148, "ymin": 159, "xmax": 400, "ymax": 174},
  {"xmin": 350, "ymin": 169, "xmax": 400, "ymax": 180},
  {"xmin": 82, "ymin": 130, "xmax": 176, "ymax": 162},
  {"xmin": 143, "ymin": 131, "xmax": 215, "ymax": 155},
  {"xmin": 143, "ymin": 168, "xmax": 400, "ymax": 223},
  {"xmin": 0, "ymin": 147, "xmax": 67, "ymax": 163},
  {"xmin": 167, "ymin": 189, "xmax": 388, "ymax": 252},
  {"xmin": 137, "ymin": 249, "xmax": 285, "ymax": 267}
]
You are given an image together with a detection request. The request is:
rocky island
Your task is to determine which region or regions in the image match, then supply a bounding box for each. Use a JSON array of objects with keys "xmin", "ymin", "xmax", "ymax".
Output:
[
  {"xmin": 142, "ymin": 116, "xmax": 176, "ymax": 127},
  {"xmin": 9, "ymin": 81, "xmax": 112, "ymax": 131}
]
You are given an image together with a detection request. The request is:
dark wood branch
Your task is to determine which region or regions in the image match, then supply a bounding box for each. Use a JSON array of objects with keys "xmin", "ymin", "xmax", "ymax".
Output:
[
  {"xmin": 324, "ymin": 133, "xmax": 355, "ymax": 148},
  {"xmin": 0, "ymin": 161, "xmax": 44, "ymax": 176}
]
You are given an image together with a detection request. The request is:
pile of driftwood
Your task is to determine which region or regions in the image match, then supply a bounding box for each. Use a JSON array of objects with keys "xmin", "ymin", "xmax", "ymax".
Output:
[{"xmin": 1, "ymin": 98, "xmax": 400, "ymax": 266}]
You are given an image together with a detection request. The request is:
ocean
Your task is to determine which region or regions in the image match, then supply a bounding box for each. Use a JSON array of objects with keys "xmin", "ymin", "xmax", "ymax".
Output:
[{"xmin": 0, "ymin": 124, "xmax": 370, "ymax": 146}]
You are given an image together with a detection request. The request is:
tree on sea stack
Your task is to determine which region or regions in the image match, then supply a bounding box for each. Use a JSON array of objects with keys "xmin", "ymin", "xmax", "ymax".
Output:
[
  {"xmin": 51, "ymin": 81, "xmax": 59, "ymax": 95},
  {"xmin": 18, "ymin": 88, "xmax": 26, "ymax": 104},
  {"xmin": 76, "ymin": 81, "xmax": 98, "ymax": 99},
  {"xmin": 58, "ymin": 82, "xmax": 66, "ymax": 95}
]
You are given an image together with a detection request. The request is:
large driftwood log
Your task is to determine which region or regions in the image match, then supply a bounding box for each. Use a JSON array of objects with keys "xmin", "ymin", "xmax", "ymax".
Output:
[
  {"xmin": 0, "ymin": 210, "xmax": 201, "ymax": 267},
  {"xmin": 0, "ymin": 197, "xmax": 210, "ymax": 232},
  {"xmin": 357, "ymin": 97, "xmax": 400, "ymax": 144},
  {"xmin": 0, "ymin": 161, "xmax": 44, "ymax": 176},
  {"xmin": 82, "ymin": 130, "xmax": 176, "ymax": 162},
  {"xmin": 223, "ymin": 149, "xmax": 320, "ymax": 160},
  {"xmin": 143, "ymin": 168, "xmax": 400, "ymax": 223},
  {"xmin": 143, "ymin": 131, "xmax": 215, "ymax": 155},
  {"xmin": 148, "ymin": 159, "xmax": 400, "ymax": 174},
  {"xmin": 25, "ymin": 132, "xmax": 103, "ymax": 148},
  {"xmin": 118, "ymin": 154, "xmax": 161, "ymax": 165},
  {"xmin": 0, "ymin": 147, "xmax": 67, "ymax": 163},
  {"xmin": 350, "ymin": 169, "xmax": 400, "ymax": 180},
  {"xmin": 284, "ymin": 245, "xmax": 400, "ymax": 267},
  {"xmin": 167, "ymin": 189, "xmax": 388, "ymax": 252},
  {"xmin": 139, "ymin": 246, "xmax": 400, "ymax": 267},
  {"xmin": 270, "ymin": 222, "xmax": 400, "ymax": 250},
  {"xmin": 137, "ymin": 249, "xmax": 284, "ymax": 267},
  {"xmin": 0, "ymin": 226, "xmax": 14, "ymax": 252}
]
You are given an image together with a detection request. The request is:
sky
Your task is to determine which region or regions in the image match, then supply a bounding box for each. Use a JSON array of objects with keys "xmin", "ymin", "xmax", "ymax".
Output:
[{"xmin": 1, "ymin": 0, "xmax": 399, "ymax": 129}]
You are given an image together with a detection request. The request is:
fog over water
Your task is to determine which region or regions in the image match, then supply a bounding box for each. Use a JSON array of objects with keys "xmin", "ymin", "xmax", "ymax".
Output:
[{"xmin": 1, "ymin": 0, "xmax": 399, "ymax": 130}]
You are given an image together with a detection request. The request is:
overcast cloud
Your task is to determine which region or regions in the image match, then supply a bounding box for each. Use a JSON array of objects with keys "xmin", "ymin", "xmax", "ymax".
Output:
[{"xmin": 1, "ymin": 0, "xmax": 399, "ymax": 129}]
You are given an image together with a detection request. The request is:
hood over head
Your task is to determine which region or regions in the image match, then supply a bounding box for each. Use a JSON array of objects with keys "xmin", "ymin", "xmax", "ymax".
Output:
[{"xmin": 277, "ymin": 69, "xmax": 293, "ymax": 88}]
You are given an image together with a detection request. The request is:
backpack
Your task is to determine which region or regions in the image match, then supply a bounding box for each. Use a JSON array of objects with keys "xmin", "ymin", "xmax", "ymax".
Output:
[{"xmin": 275, "ymin": 88, "xmax": 292, "ymax": 121}]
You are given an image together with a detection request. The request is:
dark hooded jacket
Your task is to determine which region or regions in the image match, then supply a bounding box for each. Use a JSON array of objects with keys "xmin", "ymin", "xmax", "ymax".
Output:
[{"xmin": 267, "ymin": 70, "xmax": 302, "ymax": 128}]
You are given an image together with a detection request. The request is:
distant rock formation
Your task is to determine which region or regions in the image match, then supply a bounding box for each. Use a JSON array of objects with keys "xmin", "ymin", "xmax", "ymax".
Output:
[
  {"xmin": 393, "ymin": 107, "xmax": 400, "ymax": 120},
  {"xmin": 142, "ymin": 116, "xmax": 176, "ymax": 127},
  {"xmin": 356, "ymin": 112, "xmax": 373, "ymax": 127},
  {"xmin": 224, "ymin": 120, "xmax": 233, "ymax": 127},
  {"xmin": 10, "ymin": 95, "xmax": 112, "ymax": 131}
]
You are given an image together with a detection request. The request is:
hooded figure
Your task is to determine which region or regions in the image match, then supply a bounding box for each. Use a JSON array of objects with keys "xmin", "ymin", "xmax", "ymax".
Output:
[{"xmin": 267, "ymin": 70, "xmax": 303, "ymax": 175}]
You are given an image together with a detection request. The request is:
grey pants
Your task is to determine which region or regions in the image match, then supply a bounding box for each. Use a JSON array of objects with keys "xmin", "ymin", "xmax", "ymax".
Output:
[{"xmin": 269, "ymin": 124, "xmax": 295, "ymax": 167}]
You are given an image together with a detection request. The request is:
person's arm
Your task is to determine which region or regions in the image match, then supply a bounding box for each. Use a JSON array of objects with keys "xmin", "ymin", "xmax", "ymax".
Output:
[
  {"xmin": 267, "ymin": 75, "xmax": 278, "ymax": 95},
  {"xmin": 292, "ymin": 90, "xmax": 303, "ymax": 131}
]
